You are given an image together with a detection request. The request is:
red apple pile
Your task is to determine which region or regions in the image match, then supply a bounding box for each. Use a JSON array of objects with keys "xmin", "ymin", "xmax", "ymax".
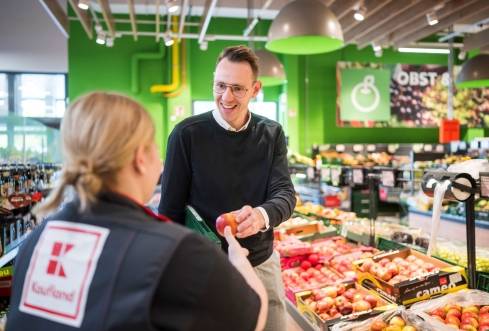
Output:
[
  {"xmin": 329, "ymin": 251, "xmax": 376, "ymax": 280},
  {"xmin": 302, "ymin": 284, "xmax": 381, "ymax": 322},
  {"xmin": 282, "ymin": 263, "xmax": 345, "ymax": 291},
  {"xmin": 369, "ymin": 315, "xmax": 417, "ymax": 331},
  {"xmin": 359, "ymin": 255, "xmax": 439, "ymax": 285},
  {"xmin": 428, "ymin": 304, "xmax": 489, "ymax": 331}
]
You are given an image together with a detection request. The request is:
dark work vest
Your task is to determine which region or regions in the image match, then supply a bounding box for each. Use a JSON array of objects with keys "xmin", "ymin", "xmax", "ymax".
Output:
[{"xmin": 7, "ymin": 196, "xmax": 188, "ymax": 331}]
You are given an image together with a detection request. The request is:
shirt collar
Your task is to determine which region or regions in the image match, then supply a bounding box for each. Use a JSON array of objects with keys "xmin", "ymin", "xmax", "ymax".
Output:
[{"xmin": 212, "ymin": 109, "xmax": 251, "ymax": 132}]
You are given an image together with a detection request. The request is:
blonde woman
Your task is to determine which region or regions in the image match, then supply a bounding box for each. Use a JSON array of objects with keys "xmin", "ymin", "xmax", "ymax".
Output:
[{"xmin": 6, "ymin": 92, "xmax": 267, "ymax": 331}]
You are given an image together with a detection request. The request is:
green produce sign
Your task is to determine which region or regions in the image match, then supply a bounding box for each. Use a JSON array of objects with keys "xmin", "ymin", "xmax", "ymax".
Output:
[{"xmin": 340, "ymin": 69, "xmax": 390, "ymax": 122}]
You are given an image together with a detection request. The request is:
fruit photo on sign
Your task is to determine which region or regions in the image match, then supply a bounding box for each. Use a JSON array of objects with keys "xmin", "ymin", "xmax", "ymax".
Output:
[{"xmin": 215, "ymin": 213, "xmax": 238, "ymax": 236}]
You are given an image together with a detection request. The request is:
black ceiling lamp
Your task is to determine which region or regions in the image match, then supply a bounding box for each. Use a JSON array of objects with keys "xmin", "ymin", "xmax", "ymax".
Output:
[
  {"xmin": 456, "ymin": 54, "xmax": 489, "ymax": 88},
  {"xmin": 256, "ymin": 50, "xmax": 286, "ymax": 86}
]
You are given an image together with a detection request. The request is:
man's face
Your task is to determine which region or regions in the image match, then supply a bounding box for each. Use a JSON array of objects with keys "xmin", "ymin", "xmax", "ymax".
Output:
[{"xmin": 213, "ymin": 58, "xmax": 261, "ymax": 129}]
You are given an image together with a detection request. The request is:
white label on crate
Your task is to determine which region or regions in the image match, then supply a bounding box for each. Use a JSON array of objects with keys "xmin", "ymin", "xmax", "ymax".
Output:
[
  {"xmin": 449, "ymin": 272, "xmax": 462, "ymax": 284},
  {"xmin": 306, "ymin": 167, "xmax": 315, "ymax": 180},
  {"xmin": 481, "ymin": 175, "xmax": 489, "ymax": 198},
  {"xmin": 331, "ymin": 168, "xmax": 341, "ymax": 185},
  {"xmin": 321, "ymin": 167, "xmax": 330, "ymax": 181},
  {"xmin": 353, "ymin": 169, "xmax": 363, "ymax": 184},
  {"xmin": 381, "ymin": 170, "xmax": 395, "ymax": 187},
  {"xmin": 19, "ymin": 221, "xmax": 109, "ymax": 327}
]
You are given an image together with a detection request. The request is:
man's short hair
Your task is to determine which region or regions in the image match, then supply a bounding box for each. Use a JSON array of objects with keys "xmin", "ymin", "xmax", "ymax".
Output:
[{"xmin": 216, "ymin": 45, "xmax": 259, "ymax": 80}]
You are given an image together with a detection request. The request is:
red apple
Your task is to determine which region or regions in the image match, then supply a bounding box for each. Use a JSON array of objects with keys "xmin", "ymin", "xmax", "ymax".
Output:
[
  {"xmin": 460, "ymin": 324, "xmax": 477, "ymax": 331},
  {"xmin": 462, "ymin": 306, "xmax": 479, "ymax": 314},
  {"xmin": 352, "ymin": 300, "xmax": 371, "ymax": 312},
  {"xmin": 460, "ymin": 316, "xmax": 478, "ymax": 328},
  {"xmin": 406, "ymin": 255, "xmax": 417, "ymax": 262},
  {"xmin": 215, "ymin": 213, "xmax": 237, "ymax": 236},
  {"xmin": 323, "ymin": 286, "xmax": 338, "ymax": 298},
  {"xmin": 364, "ymin": 294, "xmax": 378, "ymax": 308},
  {"xmin": 379, "ymin": 258, "xmax": 391, "ymax": 267},
  {"xmin": 308, "ymin": 253, "xmax": 319, "ymax": 265},
  {"xmin": 339, "ymin": 302, "xmax": 353, "ymax": 315},
  {"xmin": 301, "ymin": 260, "xmax": 312, "ymax": 270},
  {"xmin": 344, "ymin": 288, "xmax": 356, "ymax": 300},
  {"xmin": 480, "ymin": 306, "xmax": 489, "ymax": 314},
  {"xmin": 335, "ymin": 295, "xmax": 347, "ymax": 308},
  {"xmin": 336, "ymin": 283, "xmax": 346, "ymax": 295},
  {"xmin": 352, "ymin": 293, "xmax": 364, "ymax": 302},
  {"xmin": 370, "ymin": 320, "xmax": 388, "ymax": 331},
  {"xmin": 445, "ymin": 315, "xmax": 460, "ymax": 326},
  {"xmin": 446, "ymin": 308, "xmax": 461, "ymax": 319},
  {"xmin": 361, "ymin": 258, "xmax": 375, "ymax": 272},
  {"xmin": 430, "ymin": 308, "xmax": 446, "ymax": 319}
]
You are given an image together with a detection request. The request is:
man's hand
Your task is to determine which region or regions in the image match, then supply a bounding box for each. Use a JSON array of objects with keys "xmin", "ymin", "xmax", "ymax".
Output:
[{"xmin": 234, "ymin": 205, "xmax": 265, "ymax": 238}]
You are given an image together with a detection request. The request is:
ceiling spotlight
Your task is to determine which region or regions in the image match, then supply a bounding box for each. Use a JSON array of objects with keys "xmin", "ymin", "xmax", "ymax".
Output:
[
  {"xmin": 96, "ymin": 31, "xmax": 105, "ymax": 45},
  {"xmin": 354, "ymin": 6, "xmax": 366, "ymax": 21},
  {"xmin": 426, "ymin": 11, "xmax": 439, "ymax": 26},
  {"xmin": 78, "ymin": 0, "xmax": 90, "ymax": 10},
  {"xmin": 166, "ymin": 0, "xmax": 179, "ymax": 13},
  {"xmin": 199, "ymin": 41, "xmax": 208, "ymax": 51},
  {"xmin": 163, "ymin": 33, "xmax": 174, "ymax": 47},
  {"xmin": 106, "ymin": 37, "xmax": 114, "ymax": 47}
]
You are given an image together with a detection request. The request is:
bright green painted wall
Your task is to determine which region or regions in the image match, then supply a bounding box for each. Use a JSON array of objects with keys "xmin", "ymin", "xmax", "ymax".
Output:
[
  {"xmin": 68, "ymin": 15, "xmax": 480, "ymax": 158},
  {"xmin": 68, "ymin": 16, "xmax": 167, "ymax": 155}
]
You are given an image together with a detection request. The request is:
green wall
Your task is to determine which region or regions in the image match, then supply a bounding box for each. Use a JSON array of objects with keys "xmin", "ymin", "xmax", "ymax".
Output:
[{"xmin": 68, "ymin": 15, "xmax": 480, "ymax": 157}]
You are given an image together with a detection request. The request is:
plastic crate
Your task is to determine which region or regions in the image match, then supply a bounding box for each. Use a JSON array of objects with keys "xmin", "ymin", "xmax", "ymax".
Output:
[
  {"xmin": 376, "ymin": 237, "xmax": 407, "ymax": 251},
  {"xmin": 477, "ymin": 272, "xmax": 489, "ymax": 292},
  {"xmin": 185, "ymin": 206, "xmax": 221, "ymax": 246}
]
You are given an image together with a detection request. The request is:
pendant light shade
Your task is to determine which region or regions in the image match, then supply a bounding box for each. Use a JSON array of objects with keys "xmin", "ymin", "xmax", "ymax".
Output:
[
  {"xmin": 256, "ymin": 50, "xmax": 286, "ymax": 86},
  {"xmin": 456, "ymin": 54, "xmax": 489, "ymax": 88},
  {"xmin": 265, "ymin": 0, "xmax": 343, "ymax": 55}
]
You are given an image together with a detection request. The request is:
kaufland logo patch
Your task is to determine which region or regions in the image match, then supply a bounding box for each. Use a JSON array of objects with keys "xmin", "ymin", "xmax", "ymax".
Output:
[{"xmin": 19, "ymin": 221, "xmax": 109, "ymax": 327}]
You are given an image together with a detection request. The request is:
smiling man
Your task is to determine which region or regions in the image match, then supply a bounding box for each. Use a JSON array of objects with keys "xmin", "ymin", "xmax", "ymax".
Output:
[{"xmin": 159, "ymin": 45, "xmax": 296, "ymax": 331}]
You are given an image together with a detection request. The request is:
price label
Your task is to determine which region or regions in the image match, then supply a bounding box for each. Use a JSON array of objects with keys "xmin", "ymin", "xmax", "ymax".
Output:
[
  {"xmin": 321, "ymin": 167, "xmax": 331, "ymax": 182},
  {"xmin": 331, "ymin": 168, "xmax": 341, "ymax": 186},
  {"xmin": 381, "ymin": 170, "xmax": 395, "ymax": 187},
  {"xmin": 435, "ymin": 144, "xmax": 445, "ymax": 153},
  {"xmin": 306, "ymin": 167, "xmax": 315, "ymax": 180},
  {"xmin": 480, "ymin": 173, "xmax": 489, "ymax": 198},
  {"xmin": 423, "ymin": 144, "xmax": 433, "ymax": 152},
  {"xmin": 367, "ymin": 144, "xmax": 376, "ymax": 152},
  {"xmin": 353, "ymin": 144, "xmax": 364, "ymax": 153},
  {"xmin": 353, "ymin": 169, "xmax": 363, "ymax": 184},
  {"xmin": 336, "ymin": 144, "xmax": 346, "ymax": 152}
]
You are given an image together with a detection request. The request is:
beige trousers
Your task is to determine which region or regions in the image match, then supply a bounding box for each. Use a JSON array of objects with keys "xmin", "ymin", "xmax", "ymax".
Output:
[{"xmin": 253, "ymin": 251, "xmax": 287, "ymax": 331}]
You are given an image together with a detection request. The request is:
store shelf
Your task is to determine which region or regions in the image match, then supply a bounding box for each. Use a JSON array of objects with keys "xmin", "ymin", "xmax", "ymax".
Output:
[
  {"xmin": 0, "ymin": 232, "xmax": 31, "ymax": 269},
  {"xmin": 285, "ymin": 299, "xmax": 319, "ymax": 331},
  {"xmin": 409, "ymin": 207, "xmax": 489, "ymax": 230}
]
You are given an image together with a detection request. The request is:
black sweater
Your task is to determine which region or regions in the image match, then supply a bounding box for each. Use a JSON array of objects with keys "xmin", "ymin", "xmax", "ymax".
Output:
[{"xmin": 159, "ymin": 111, "xmax": 296, "ymax": 266}]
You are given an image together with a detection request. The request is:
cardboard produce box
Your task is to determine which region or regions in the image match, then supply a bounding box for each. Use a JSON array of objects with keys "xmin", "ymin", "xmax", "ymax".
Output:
[
  {"xmin": 353, "ymin": 248, "xmax": 468, "ymax": 306},
  {"xmin": 296, "ymin": 282, "xmax": 396, "ymax": 330}
]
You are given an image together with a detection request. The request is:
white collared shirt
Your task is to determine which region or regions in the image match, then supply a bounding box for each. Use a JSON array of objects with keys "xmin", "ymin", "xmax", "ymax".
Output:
[
  {"xmin": 211, "ymin": 109, "xmax": 271, "ymax": 232},
  {"xmin": 212, "ymin": 109, "xmax": 251, "ymax": 132}
]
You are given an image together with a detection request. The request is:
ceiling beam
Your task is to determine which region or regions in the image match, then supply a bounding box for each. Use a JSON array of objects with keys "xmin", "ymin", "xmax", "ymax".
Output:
[
  {"xmin": 394, "ymin": 0, "xmax": 489, "ymax": 47},
  {"xmin": 198, "ymin": 0, "xmax": 218, "ymax": 44},
  {"xmin": 464, "ymin": 27, "xmax": 489, "ymax": 51},
  {"xmin": 339, "ymin": 0, "xmax": 390, "ymax": 40},
  {"xmin": 128, "ymin": 0, "xmax": 138, "ymax": 41},
  {"xmin": 39, "ymin": 0, "xmax": 69, "ymax": 38},
  {"xmin": 384, "ymin": 0, "xmax": 476, "ymax": 47},
  {"xmin": 97, "ymin": 0, "xmax": 116, "ymax": 39},
  {"xmin": 345, "ymin": 0, "xmax": 417, "ymax": 44},
  {"xmin": 357, "ymin": 0, "xmax": 443, "ymax": 49},
  {"xmin": 67, "ymin": 0, "xmax": 93, "ymax": 39},
  {"xmin": 330, "ymin": 0, "xmax": 359, "ymax": 20},
  {"xmin": 178, "ymin": 0, "xmax": 190, "ymax": 41}
]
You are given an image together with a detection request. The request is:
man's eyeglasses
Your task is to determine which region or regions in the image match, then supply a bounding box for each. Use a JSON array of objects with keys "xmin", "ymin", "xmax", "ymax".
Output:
[{"xmin": 213, "ymin": 82, "xmax": 250, "ymax": 98}]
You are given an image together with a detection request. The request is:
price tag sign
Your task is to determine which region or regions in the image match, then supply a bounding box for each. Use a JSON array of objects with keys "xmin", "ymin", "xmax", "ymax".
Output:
[
  {"xmin": 321, "ymin": 167, "xmax": 331, "ymax": 182},
  {"xmin": 435, "ymin": 144, "xmax": 445, "ymax": 153},
  {"xmin": 331, "ymin": 167, "xmax": 341, "ymax": 186},
  {"xmin": 353, "ymin": 144, "xmax": 364, "ymax": 153},
  {"xmin": 480, "ymin": 173, "xmax": 489, "ymax": 198},
  {"xmin": 367, "ymin": 144, "xmax": 376, "ymax": 152},
  {"xmin": 306, "ymin": 167, "xmax": 315, "ymax": 180},
  {"xmin": 336, "ymin": 144, "xmax": 346, "ymax": 152},
  {"xmin": 381, "ymin": 170, "xmax": 395, "ymax": 187},
  {"xmin": 423, "ymin": 144, "xmax": 433, "ymax": 152},
  {"xmin": 353, "ymin": 169, "xmax": 364, "ymax": 184}
]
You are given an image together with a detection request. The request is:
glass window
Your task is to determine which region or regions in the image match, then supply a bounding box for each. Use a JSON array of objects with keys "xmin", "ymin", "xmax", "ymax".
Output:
[
  {"xmin": 14, "ymin": 74, "xmax": 66, "ymax": 117},
  {"xmin": 193, "ymin": 100, "xmax": 278, "ymax": 122},
  {"xmin": 0, "ymin": 74, "xmax": 8, "ymax": 116}
]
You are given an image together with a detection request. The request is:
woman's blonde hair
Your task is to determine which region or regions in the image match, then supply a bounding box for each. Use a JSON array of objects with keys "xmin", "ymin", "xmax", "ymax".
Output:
[{"xmin": 35, "ymin": 91, "xmax": 155, "ymax": 217}]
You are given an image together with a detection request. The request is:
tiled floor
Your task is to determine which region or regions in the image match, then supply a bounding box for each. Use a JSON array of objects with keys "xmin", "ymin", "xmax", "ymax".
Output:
[{"xmin": 287, "ymin": 312, "xmax": 305, "ymax": 331}]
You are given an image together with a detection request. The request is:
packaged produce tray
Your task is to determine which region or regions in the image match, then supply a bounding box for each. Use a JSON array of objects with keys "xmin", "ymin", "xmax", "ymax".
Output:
[
  {"xmin": 353, "ymin": 248, "xmax": 468, "ymax": 306},
  {"xmin": 185, "ymin": 205, "xmax": 221, "ymax": 246},
  {"xmin": 296, "ymin": 282, "xmax": 396, "ymax": 330}
]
